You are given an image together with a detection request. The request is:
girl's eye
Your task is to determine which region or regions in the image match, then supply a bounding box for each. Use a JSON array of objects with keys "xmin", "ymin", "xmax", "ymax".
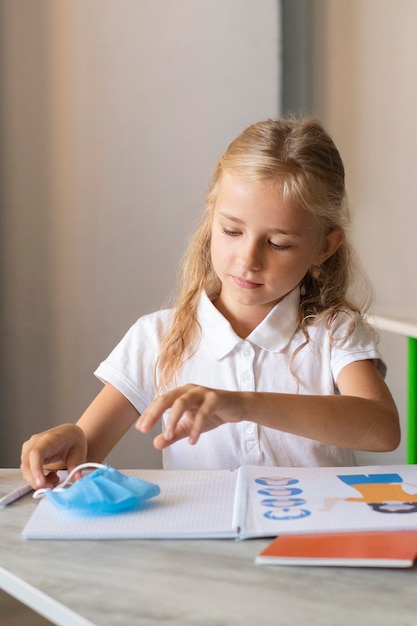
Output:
[
  {"xmin": 222, "ymin": 227, "xmax": 240, "ymax": 237},
  {"xmin": 269, "ymin": 241, "xmax": 291, "ymax": 251}
]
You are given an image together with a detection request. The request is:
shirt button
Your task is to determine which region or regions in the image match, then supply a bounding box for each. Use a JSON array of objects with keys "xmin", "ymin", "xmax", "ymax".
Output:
[
  {"xmin": 243, "ymin": 348, "xmax": 252, "ymax": 357},
  {"xmin": 246, "ymin": 425, "xmax": 255, "ymax": 435}
]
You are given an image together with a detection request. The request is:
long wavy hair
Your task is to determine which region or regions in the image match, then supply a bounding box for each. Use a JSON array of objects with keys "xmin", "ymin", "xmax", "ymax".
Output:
[{"xmin": 155, "ymin": 117, "xmax": 370, "ymax": 389}]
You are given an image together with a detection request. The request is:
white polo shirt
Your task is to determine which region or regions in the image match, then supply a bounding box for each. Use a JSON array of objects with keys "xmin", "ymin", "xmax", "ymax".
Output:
[{"xmin": 95, "ymin": 287, "xmax": 385, "ymax": 469}]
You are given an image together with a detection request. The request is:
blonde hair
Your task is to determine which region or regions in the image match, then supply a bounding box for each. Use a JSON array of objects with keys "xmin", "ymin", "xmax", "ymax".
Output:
[{"xmin": 156, "ymin": 117, "xmax": 369, "ymax": 389}]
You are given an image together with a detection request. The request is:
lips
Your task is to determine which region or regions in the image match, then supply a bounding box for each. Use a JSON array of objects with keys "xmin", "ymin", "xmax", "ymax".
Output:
[{"xmin": 232, "ymin": 275, "xmax": 263, "ymax": 289}]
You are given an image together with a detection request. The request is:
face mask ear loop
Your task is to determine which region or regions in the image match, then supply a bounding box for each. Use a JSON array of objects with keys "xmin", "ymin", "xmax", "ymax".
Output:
[{"xmin": 33, "ymin": 462, "xmax": 107, "ymax": 500}]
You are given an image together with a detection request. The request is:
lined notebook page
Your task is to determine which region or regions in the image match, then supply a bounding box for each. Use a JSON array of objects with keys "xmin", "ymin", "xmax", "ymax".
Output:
[{"xmin": 22, "ymin": 469, "xmax": 239, "ymax": 540}]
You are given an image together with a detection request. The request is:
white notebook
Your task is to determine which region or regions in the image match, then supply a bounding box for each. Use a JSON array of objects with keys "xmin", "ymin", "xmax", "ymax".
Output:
[{"xmin": 22, "ymin": 464, "xmax": 417, "ymax": 540}]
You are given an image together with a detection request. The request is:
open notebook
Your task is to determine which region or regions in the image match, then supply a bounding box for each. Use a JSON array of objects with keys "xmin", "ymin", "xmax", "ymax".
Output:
[{"xmin": 22, "ymin": 464, "xmax": 417, "ymax": 540}]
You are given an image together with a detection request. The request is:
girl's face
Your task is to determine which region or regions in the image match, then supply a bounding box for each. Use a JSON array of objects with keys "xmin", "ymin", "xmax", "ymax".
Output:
[{"xmin": 210, "ymin": 173, "xmax": 337, "ymax": 335}]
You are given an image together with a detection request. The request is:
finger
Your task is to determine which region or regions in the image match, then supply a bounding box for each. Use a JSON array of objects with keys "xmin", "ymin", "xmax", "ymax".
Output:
[
  {"xmin": 136, "ymin": 393, "xmax": 179, "ymax": 433},
  {"xmin": 41, "ymin": 471, "xmax": 61, "ymax": 489},
  {"xmin": 152, "ymin": 419, "xmax": 192, "ymax": 450},
  {"xmin": 163, "ymin": 389, "xmax": 208, "ymax": 440},
  {"xmin": 25, "ymin": 448, "xmax": 50, "ymax": 488},
  {"xmin": 136, "ymin": 386, "xmax": 192, "ymax": 433},
  {"xmin": 188, "ymin": 390, "xmax": 221, "ymax": 444},
  {"xmin": 21, "ymin": 432, "xmax": 58, "ymax": 487},
  {"xmin": 20, "ymin": 442, "xmax": 33, "ymax": 486}
]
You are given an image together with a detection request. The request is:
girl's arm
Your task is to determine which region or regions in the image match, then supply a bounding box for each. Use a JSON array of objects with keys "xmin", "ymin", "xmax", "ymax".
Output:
[
  {"xmin": 136, "ymin": 359, "xmax": 400, "ymax": 453},
  {"xmin": 21, "ymin": 384, "xmax": 139, "ymax": 489}
]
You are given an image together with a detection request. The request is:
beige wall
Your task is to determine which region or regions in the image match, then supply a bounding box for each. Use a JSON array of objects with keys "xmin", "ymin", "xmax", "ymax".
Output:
[
  {"xmin": 0, "ymin": 0, "xmax": 280, "ymax": 467},
  {"xmin": 310, "ymin": 0, "xmax": 417, "ymax": 464}
]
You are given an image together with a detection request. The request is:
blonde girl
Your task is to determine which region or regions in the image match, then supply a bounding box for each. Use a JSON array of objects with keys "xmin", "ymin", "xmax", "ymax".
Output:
[{"xmin": 21, "ymin": 118, "xmax": 400, "ymax": 488}]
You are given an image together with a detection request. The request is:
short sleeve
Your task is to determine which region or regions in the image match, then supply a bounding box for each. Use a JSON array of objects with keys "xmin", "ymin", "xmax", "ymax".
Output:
[
  {"xmin": 329, "ymin": 311, "xmax": 386, "ymax": 382},
  {"xmin": 94, "ymin": 309, "xmax": 172, "ymax": 414}
]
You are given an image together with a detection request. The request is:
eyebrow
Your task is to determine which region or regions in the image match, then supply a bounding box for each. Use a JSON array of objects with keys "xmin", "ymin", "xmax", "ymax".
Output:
[{"xmin": 218, "ymin": 211, "xmax": 302, "ymax": 237}]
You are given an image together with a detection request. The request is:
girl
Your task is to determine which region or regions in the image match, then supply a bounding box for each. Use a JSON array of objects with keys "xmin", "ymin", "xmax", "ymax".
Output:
[{"xmin": 21, "ymin": 117, "xmax": 400, "ymax": 489}]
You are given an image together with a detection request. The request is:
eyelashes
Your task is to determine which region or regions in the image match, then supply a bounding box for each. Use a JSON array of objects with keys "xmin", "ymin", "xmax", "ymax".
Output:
[
  {"xmin": 221, "ymin": 227, "xmax": 239, "ymax": 237},
  {"xmin": 221, "ymin": 227, "xmax": 291, "ymax": 250},
  {"xmin": 269, "ymin": 242, "xmax": 291, "ymax": 251}
]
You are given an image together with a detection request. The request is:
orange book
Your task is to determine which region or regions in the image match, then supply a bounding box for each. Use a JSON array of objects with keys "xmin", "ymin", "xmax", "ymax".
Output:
[{"xmin": 256, "ymin": 530, "xmax": 417, "ymax": 568}]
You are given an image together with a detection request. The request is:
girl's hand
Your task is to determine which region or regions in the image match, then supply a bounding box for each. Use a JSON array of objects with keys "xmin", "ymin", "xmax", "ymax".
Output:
[
  {"xmin": 136, "ymin": 384, "xmax": 246, "ymax": 449},
  {"xmin": 20, "ymin": 424, "xmax": 88, "ymax": 489}
]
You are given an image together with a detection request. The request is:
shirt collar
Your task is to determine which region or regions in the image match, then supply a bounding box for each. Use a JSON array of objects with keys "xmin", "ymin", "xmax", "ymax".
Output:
[{"xmin": 198, "ymin": 287, "xmax": 300, "ymax": 359}]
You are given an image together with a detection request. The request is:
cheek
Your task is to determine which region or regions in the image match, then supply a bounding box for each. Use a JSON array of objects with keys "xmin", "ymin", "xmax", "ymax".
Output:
[
  {"xmin": 269, "ymin": 251, "xmax": 314, "ymax": 281},
  {"xmin": 210, "ymin": 237, "xmax": 222, "ymax": 274},
  {"xmin": 211, "ymin": 236, "xmax": 229, "ymax": 266},
  {"xmin": 210, "ymin": 237, "xmax": 218, "ymax": 262}
]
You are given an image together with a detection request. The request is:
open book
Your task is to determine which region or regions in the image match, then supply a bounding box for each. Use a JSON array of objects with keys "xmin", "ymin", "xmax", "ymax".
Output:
[{"xmin": 22, "ymin": 464, "xmax": 417, "ymax": 540}]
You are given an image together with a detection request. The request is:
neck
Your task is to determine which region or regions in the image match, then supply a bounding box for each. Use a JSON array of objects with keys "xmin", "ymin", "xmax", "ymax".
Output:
[{"xmin": 213, "ymin": 299, "xmax": 270, "ymax": 338}]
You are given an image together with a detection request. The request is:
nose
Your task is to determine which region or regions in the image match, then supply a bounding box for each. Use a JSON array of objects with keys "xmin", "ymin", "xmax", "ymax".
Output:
[{"xmin": 238, "ymin": 238, "xmax": 263, "ymax": 271}]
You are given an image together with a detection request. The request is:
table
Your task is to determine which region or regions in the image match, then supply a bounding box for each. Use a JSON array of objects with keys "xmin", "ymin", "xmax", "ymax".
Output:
[
  {"xmin": 1, "ymin": 469, "xmax": 417, "ymax": 626},
  {"xmin": 372, "ymin": 313, "xmax": 417, "ymax": 464}
]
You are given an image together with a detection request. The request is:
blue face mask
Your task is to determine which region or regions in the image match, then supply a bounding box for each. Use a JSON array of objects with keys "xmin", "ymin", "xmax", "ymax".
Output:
[{"xmin": 33, "ymin": 463, "xmax": 160, "ymax": 515}]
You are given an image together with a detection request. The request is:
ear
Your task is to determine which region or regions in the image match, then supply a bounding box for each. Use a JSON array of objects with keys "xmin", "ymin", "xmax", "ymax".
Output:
[{"xmin": 316, "ymin": 228, "xmax": 345, "ymax": 265}]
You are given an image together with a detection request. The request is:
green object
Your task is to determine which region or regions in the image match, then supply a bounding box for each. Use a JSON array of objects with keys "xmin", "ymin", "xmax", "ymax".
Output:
[{"xmin": 407, "ymin": 337, "xmax": 417, "ymax": 464}]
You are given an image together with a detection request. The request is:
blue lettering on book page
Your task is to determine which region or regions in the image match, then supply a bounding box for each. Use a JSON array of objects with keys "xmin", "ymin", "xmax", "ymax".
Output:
[
  {"xmin": 257, "ymin": 487, "xmax": 303, "ymax": 496},
  {"xmin": 255, "ymin": 476, "xmax": 311, "ymax": 521}
]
